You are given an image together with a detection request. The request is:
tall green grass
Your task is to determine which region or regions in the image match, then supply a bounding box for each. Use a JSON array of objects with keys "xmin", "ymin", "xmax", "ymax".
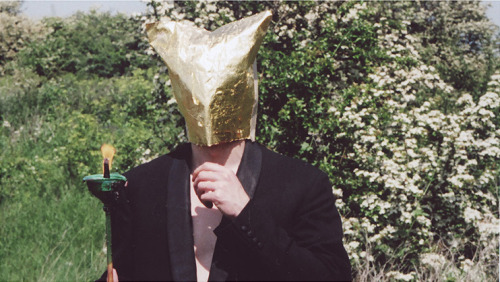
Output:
[{"xmin": 0, "ymin": 192, "xmax": 106, "ymax": 281}]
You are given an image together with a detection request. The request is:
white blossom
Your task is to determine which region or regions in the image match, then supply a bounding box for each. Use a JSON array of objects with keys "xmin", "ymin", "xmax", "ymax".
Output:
[{"xmin": 421, "ymin": 253, "xmax": 446, "ymax": 269}]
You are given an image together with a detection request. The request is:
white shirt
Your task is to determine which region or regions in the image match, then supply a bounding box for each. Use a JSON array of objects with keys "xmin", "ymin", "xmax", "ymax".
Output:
[{"xmin": 190, "ymin": 175, "xmax": 223, "ymax": 282}]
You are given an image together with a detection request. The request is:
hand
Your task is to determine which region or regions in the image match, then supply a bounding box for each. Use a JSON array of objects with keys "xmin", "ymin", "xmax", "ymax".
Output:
[
  {"xmin": 192, "ymin": 162, "xmax": 249, "ymax": 219},
  {"xmin": 107, "ymin": 268, "xmax": 118, "ymax": 282}
]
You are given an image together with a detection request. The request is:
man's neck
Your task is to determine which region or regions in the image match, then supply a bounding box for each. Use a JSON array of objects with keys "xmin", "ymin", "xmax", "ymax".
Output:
[{"xmin": 191, "ymin": 140, "xmax": 246, "ymax": 174}]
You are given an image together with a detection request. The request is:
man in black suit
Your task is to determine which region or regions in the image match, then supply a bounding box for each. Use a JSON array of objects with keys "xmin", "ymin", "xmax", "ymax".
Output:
[
  {"xmin": 104, "ymin": 139, "xmax": 351, "ymax": 281},
  {"xmin": 101, "ymin": 11, "xmax": 351, "ymax": 281}
]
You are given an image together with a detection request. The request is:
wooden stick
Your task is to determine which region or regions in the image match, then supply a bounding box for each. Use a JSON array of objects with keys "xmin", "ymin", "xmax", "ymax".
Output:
[
  {"xmin": 105, "ymin": 206, "xmax": 113, "ymax": 281},
  {"xmin": 107, "ymin": 262, "xmax": 113, "ymax": 282}
]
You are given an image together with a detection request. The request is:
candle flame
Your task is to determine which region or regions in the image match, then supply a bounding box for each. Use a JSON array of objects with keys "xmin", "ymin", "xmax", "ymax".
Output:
[{"xmin": 101, "ymin": 144, "xmax": 116, "ymax": 172}]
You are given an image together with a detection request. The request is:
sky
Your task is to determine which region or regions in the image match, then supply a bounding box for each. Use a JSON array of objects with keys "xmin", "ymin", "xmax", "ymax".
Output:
[
  {"xmin": 18, "ymin": 0, "xmax": 500, "ymax": 28},
  {"xmin": 21, "ymin": 0, "xmax": 148, "ymax": 18},
  {"xmin": 485, "ymin": 0, "xmax": 500, "ymax": 27},
  {"xmin": 14, "ymin": 0, "xmax": 500, "ymax": 29}
]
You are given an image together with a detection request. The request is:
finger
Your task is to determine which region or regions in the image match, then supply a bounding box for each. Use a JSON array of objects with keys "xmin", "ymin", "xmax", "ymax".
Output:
[
  {"xmin": 124, "ymin": 181, "xmax": 128, "ymax": 187},
  {"xmin": 192, "ymin": 170, "xmax": 219, "ymax": 187},
  {"xmin": 200, "ymin": 190, "xmax": 219, "ymax": 205},
  {"xmin": 113, "ymin": 268, "xmax": 119, "ymax": 282},
  {"xmin": 193, "ymin": 162, "xmax": 226, "ymax": 178},
  {"xmin": 193, "ymin": 181, "xmax": 215, "ymax": 209},
  {"xmin": 194, "ymin": 166, "xmax": 233, "ymax": 186},
  {"xmin": 194, "ymin": 181, "xmax": 216, "ymax": 197}
]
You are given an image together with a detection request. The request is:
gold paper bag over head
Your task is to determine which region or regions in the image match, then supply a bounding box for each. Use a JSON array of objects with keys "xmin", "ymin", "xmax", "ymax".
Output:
[{"xmin": 147, "ymin": 11, "xmax": 272, "ymax": 146}]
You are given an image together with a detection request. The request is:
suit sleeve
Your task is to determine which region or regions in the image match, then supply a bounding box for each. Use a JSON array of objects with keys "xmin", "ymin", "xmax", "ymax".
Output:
[{"xmin": 214, "ymin": 170, "xmax": 352, "ymax": 281}]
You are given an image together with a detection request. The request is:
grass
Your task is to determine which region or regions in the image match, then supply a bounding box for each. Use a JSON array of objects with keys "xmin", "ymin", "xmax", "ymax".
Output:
[{"xmin": 0, "ymin": 190, "xmax": 107, "ymax": 281}]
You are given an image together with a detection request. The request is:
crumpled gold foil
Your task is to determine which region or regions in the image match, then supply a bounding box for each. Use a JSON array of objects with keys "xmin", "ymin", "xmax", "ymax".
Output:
[{"xmin": 146, "ymin": 11, "xmax": 272, "ymax": 146}]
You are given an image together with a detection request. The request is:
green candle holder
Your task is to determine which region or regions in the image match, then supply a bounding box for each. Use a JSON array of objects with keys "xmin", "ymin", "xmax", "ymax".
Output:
[
  {"xmin": 84, "ymin": 173, "xmax": 127, "ymax": 205},
  {"xmin": 83, "ymin": 172, "xmax": 127, "ymax": 282}
]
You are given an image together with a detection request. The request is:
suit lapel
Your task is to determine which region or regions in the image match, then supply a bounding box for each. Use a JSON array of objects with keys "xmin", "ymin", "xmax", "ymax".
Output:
[
  {"xmin": 209, "ymin": 140, "xmax": 263, "ymax": 281},
  {"xmin": 236, "ymin": 140, "xmax": 262, "ymax": 199},
  {"xmin": 165, "ymin": 146, "xmax": 197, "ymax": 282}
]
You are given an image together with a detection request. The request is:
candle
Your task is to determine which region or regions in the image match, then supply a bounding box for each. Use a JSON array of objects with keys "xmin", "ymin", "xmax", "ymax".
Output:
[{"xmin": 101, "ymin": 144, "xmax": 115, "ymax": 178}]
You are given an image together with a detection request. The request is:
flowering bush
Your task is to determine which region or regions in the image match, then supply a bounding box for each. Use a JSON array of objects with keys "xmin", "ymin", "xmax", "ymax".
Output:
[
  {"xmin": 0, "ymin": 2, "xmax": 46, "ymax": 75},
  {"xmin": 337, "ymin": 27, "xmax": 499, "ymax": 280},
  {"xmin": 141, "ymin": 1, "xmax": 499, "ymax": 279}
]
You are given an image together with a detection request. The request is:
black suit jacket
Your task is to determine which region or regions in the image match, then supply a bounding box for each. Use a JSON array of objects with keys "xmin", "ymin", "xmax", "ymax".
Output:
[{"xmin": 100, "ymin": 141, "xmax": 351, "ymax": 281}]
